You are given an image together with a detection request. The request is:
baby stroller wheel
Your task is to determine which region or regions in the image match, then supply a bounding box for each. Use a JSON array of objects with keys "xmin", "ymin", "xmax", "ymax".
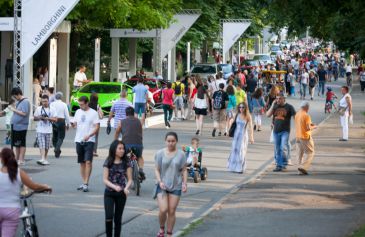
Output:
[
  {"xmin": 201, "ymin": 167, "xmax": 208, "ymax": 180},
  {"xmin": 193, "ymin": 171, "xmax": 200, "ymax": 183}
]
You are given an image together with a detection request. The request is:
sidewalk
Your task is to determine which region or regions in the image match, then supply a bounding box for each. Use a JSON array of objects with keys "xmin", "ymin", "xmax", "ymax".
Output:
[{"xmin": 182, "ymin": 86, "xmax": 365, "ymax": 237}]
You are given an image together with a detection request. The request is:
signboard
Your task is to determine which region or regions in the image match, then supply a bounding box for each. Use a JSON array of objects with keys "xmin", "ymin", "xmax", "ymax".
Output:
[
  {"xmin": 222, "ymin": 21, "xmax": 251, "ymax": 55},
  {"xmin": 110, "ymin": 29, "xmax": 157, "ymax": 38},
  {"xmin": 160, "ymin": 13, "xmax": 200, "ymax": 58},
  {"xmin": 48, "ymin": 38, "xmax": 57, "ymax": 88},
  {"xmin": 21, "ymin": 0, "xmax": 79, "ymax": 65},
  {"xmin": 0, "ymin": 17, "xmax": 15, "ymax": 31}
]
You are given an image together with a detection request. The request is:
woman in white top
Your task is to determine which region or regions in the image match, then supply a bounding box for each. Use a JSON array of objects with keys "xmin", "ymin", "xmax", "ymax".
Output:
[
  {"xmin": 0, "ymin": 147, "xmax": 52, "ymax": 237},
  {"xmin": 338, "ymin": 86, "xmax": 352, "ymax": 141},
  {"xmin": 300, "ymin": 69, "xmax": 309, "ymax": 100},
  {"xmin": 193, "ymin": 78, "xmax": 209, "ymax": 135}
]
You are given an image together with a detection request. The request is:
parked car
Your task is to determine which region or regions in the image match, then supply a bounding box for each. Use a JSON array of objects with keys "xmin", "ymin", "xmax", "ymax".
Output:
[
  {"xmin": 218, "ymin": 64, "xmax": 234, "ymax": 79},
  {"xmin": 190, "ymin": 63, "xmax": 220, "ymax": 80},
  {"xmin": 125, "ymin": 77, "xmax": 167, "ymax": 105},
  {"xmin": 240, "ymin": 59, "xmax": 260, "ymax": 71},
  {"xmin": 252, "ymin": 54, "xmax": 273, "ymax": 66},
  {"xmin": 70, "ymin": 82, "xmax": 133, "ymax": 115},
  {"xmin": 270, "ymin": 44, "xmax": 281, "ymax": 53}
]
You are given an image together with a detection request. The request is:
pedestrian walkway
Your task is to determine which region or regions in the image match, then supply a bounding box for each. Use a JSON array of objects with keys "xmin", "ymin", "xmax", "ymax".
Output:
[{"xmin": 181, "ymin": 85, "xmax": 365, "ymax": 237}]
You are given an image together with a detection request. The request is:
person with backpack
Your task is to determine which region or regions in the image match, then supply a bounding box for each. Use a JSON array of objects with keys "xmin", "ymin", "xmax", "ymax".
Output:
[
  {"xmin": 212, "ymin": 83, "xmax": 228, "ymax": 137},
  {"xmin": 308, "ymin": 71, "xmax": 318, "ymax": 100},
  {"xmin": 172, "ymin": 77, "xmax": 185, "ymax": 120}
]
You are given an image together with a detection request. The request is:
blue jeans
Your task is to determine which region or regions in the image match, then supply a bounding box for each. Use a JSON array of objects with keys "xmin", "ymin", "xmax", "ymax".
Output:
[
  {"xmin": 247, "ymin": 92, "xmax": 253, "ymax": 112},
  {"xmin": 162, "ymin": 104, "xmax": 173, "ymax": 126},
  {"xmin": 300, "ymin": 83, "xmax": 307, "ymax": 98},
  {"xmin": 273, "ymin": 131, "xmax": 289, "ymax": 169},
  {"xmin": 318, "ymin": 81, "xmax": 325, "ymax": 95}
]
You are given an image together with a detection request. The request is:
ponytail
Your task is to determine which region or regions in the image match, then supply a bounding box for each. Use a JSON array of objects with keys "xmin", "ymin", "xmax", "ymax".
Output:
[{"xmin": 0, "ymin": 148, "xmax": 18, "ymax": 183}]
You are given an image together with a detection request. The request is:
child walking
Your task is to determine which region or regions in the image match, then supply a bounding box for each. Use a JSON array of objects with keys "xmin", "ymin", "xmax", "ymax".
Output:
[
  {"xmin": 103, "ymin": 140, "xmax": 132, "ymax": 237},
  {"xmin": 0, "ymin": 98, "xmax": 16, "ymax": 144}
]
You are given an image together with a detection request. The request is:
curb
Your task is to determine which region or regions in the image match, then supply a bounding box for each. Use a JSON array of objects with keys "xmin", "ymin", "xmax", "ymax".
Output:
[{"xmin": 174, "ymin": 106, "xmax": 336, "ymax": 237}]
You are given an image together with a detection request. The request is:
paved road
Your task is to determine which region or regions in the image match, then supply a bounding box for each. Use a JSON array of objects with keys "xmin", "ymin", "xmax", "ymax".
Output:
[
  {"xmin": 3, "ymin": 78, "xmax": 351, "ymax": 237},
  {"xmin": 184, "ymin": 83, "xmax": 365, "ymax": 237}
]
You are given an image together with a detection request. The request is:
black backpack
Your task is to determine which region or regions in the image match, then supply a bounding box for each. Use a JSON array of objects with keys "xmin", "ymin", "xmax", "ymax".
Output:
[
  {"xmin": 174, "ymin": 82, "xmax": 181, "ymax": 95},
  {"xmin": 213, "ymin": 91, "xmax": 223, "ymax": 110}
]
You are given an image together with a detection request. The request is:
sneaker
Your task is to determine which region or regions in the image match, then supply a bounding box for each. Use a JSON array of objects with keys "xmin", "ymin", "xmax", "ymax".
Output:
[
  {"xmin": 287, "ymin": 159, "xmax": 293, "ymax": 166},
  {"xmin": 273, "ymin": 167, "xmax": 282, "ymax": 172},
  {"xmin": 37, "ymin": 159, "xmax": 45, "ymax": 165},
  {"xmin": 218, "ymin": 132, "xmax": 222, "ymax": 136},
  {"xmin": 42, "ymin": 160, "xmax": 50, "ymax": 165},
  {"xmin": 77, "ymin": 184, "xmax": 85, "ymax": 191},
  {"xmin": 339, "ymin": 138, "xmax": 348, "ymax": 141},
  {"xmin": 212, "ymin": 128, "xmax": 216, "ymax": 137},
  {"xmin": 82, "ymin": 184, "xmax": 89, "ymax": 192},
  {"xmin": 18, "ymin": 160, "xmax": 25, "ymax": 166},
  {"xmin": 254, "ymin": 125, "xmax": 257, "ymax": 131},
  {"xmin": 166, "ymin": 126, "xmax": 170, "ymax": 129},
  {"xmin": 139, "ymin": 170, "xmax": 146, "ymax": 180},
  {"xmin": 298, "ymin": 167, "xmax": 308, "ymax": 175},
  {"xmin": 166, "ymin": 121, "xmax": 171, "ymax": 128},
  {"xmin": 54, "ymin": 151, "xmax": 61, "ymax": 158},
  {"xmin": 196, "ymin": 130, "xmax": 200, "ymax": 135}
]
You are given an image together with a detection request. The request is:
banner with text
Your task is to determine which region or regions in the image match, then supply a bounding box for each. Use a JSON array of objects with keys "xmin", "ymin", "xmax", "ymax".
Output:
[
  {"xmin": 222, "ymin": 21, "xmax": 251, "ymax": 55},
  {"xmin": 160, "ymin": 13, "xmax": 200, "ymax": 58},
  {"xmin": 21, "ymin": 0, "xmax": 79, "ymax": 65}
]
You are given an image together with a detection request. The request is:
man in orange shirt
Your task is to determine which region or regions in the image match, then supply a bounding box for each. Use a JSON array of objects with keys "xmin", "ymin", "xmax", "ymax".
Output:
[{"xmin": 295, "ymin": 101, "xmax": 317, "ymax": 175}]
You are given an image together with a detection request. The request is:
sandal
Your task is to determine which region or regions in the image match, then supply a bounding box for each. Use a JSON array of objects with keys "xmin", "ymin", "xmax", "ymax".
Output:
[
  {"xmin": 157, "ymin": 226, "xmax": 165, "ymax": 237},
  {"xmin": 167, "ymin": 231, "xmax": 173, "ymax": 236}
]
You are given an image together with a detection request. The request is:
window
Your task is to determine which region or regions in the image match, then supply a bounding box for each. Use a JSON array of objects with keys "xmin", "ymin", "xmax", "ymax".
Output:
[
  {"xmin": 191, "ymin": 65, "xmax": 217, "ymax": 74},
  {"xmin": 79, "ymin": 84, "xmax": 121, "ymax": 93}
]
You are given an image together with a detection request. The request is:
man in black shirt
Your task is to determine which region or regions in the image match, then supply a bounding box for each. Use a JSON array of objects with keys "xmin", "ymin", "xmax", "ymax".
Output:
[
  {"xmin": 266, "ymin": 95, "xmax": 296, "ymax": 171},
  {"xmin": 317, "ymin": 64, "xmax": 328, "ymax": 96},
  {"xmin": 212, "ymin": 83, "xmax": 228, "ymax": 137}
]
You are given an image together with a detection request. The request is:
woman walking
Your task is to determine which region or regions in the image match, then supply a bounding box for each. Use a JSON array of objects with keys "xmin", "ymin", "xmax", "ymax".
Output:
[
  {"xmin": 89, "ymin": 93, "xmax": 104, "ymax": 156},
  {"xmin": 193, "ymin": 78, "xmax": 208, "ymax": 135},
  {"xmin": 0, "ymin": 148, "xmax": 51, "ymax": 237},
  {"xmin": 155, "ymin": 132, "xmax": 187, "ymax": 237},
  {"xmin": 251, "ymin": 88, "xmax": 266, "ymax": 131},
  {"xmin": 338, "ymin": 86, "xmax": 352, "ymax": 141},
  {"xmin": 185, "ymin": 77, "xmax": 197, "ymax": 120},
  {"xmin": 227, "ymin": 103, "xmax": 254, "ymax": 173},
  {"xmin": 103, "ymin": 140, "xmax": 132, "ymax": 237},
  {"xmin": 162, "ymin": 82, "xmax": 175, "ymax": 129},
  {"xmin": 300, "ymin": 69, "xmax": 309, "ymax": 100},
  {"xmin": 225, "ymin": 85, "xmax": 237, "ymax": 136},
  {"xmin": 308, "ymin": 71, "xmax": 318, "ymax": 100}
]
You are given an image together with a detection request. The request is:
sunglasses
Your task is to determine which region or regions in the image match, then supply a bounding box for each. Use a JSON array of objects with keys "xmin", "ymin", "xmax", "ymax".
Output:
[{"xmin": 239, "ymin": 106, "xmax": 245, "ymax": 109}]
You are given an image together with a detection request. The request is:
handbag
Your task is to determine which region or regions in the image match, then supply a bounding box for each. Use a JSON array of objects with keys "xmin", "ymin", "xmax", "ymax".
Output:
[
  {"xmin": 337, "ymin": 106, "xmax": 347, "ymax": 116},
  {"xmin": 229, "ymin": 114, "xmax": 248, "ymax": 137}
]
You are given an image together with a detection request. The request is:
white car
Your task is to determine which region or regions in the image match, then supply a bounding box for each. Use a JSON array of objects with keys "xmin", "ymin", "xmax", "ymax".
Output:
[
  {"xmin": 252, "ymin": 54, "xmax": 273, "ymax": 66},
  {"xmin": 190, "ymin": 64, "xmax": 220, "ymax": 80}
]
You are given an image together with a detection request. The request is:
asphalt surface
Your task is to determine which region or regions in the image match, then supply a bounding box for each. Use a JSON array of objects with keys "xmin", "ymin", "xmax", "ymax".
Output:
[
  {"xmin": 183, "ymin": 82, "xmax": 365, "ymax": 237},
  {"xmin": 1, "ymin": 77, "xmax": 355, "ymax": 237}
]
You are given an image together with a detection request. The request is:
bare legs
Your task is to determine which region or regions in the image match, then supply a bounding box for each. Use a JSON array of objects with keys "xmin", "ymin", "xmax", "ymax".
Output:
[
  {"xmin": 80, "ymin": 161, "xmax": 92, "ymax": 184},
  {"xmin": 157, "ymin": 193, "xmax": 181, "ymax": 237}
]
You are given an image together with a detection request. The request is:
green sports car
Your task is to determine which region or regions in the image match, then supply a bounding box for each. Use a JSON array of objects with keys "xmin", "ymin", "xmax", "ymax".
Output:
[{"xmin": 70, "ymin": 82, "xmax": 133, "ymax": 115}]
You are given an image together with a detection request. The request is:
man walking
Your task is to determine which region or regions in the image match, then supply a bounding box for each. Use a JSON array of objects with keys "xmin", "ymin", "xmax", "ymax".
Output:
[
  {"xmin": 212, "ymin": 83, "xmax": 228, "ymax": 137},
  {"xmin": 107, "ymin": 89, "xmax": 133, "ymax": 129},
  {"xmin": 10, "ymin": 87, "xmax": 30, "ymax": 165},
  {"xmin": 50, "ymin": 92, "xmax": 70, "ymax": 158},
  {"xmin": 295, "ymin": 101, "xmax": 317, "ymax": 175},
  {"xmin": 72, "ymin": 96, "xmax": 100, "ymax": 192},
  {"xmin": 132, "ymin": 77, "xmax": 148, "ymax": 127},
  {"xmin": 34, "ymin": 95, "xmax": 57, "ymax": 165},
  {"xmin": 317, "ymin": 64, "xmax": 327, "ymax": 96},
  {"xmin": 172, "ymin": 76, "xmax": 185, "ymax": 120},
  {"xmin": 114, "ymin": 107, "xmax": 146, "ymax": 179},
  {"xmin": 266, "ymin": 95, "xmax": 296, "ymax": 172}
]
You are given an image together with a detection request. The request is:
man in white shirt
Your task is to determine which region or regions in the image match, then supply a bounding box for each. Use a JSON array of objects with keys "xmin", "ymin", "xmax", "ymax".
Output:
[
  {"xmin": 71, "ymin": 96, "xmax": 100, "ymax": 192},
  {"xmin": 34, "ymin": 95, "xmax": 57, "ymax": 165},
  {"xmin": 50, "ymin": 92, "xmax": 70, "ymax": 158},
  {"xmin": 73, "ymin": 66, "xmax": 90, "ymax": 90}
]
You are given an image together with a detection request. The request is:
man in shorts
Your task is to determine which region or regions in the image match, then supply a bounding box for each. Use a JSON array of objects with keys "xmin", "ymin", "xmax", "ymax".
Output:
[
  {"xmin": 71, "ymin": 96, "xmax": 100, "ymax": 192},
  {"xmin": 115, "ymin": 107, "xmax": 146, "ymax": 180},
  {"xmin": 10, "ymin": 87, "xmax": 30, "ymax": 165},
  {"xmin": 172, "ymin": 76, "xmax": 185, "ymax": 120},
  {"xmin": 212, "ymin": 83, "xmax": 228, "ymax": 137},
  {"xmin": 33, "ymin": 95, "xmax": 57, "ymax": 165},
  {"xmin": 132, "ymin": 77, "xmax": 148, "ymax": 128}
]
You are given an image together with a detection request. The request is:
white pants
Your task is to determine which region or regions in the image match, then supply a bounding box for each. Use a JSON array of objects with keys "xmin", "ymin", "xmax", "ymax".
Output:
[
  {"xmin": 340, "ymin": 113, "xmax": 349, "ymax": 140},
  {"xmin": 254, "ymin": 114, "xmax": 262, "ymax": 126}
]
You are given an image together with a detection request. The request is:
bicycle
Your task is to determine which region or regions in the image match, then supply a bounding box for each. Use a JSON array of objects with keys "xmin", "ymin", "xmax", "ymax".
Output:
[
  {"xmin": 127, "ymin": 149, "xmax": 143, "ymax": 196},
  {"xmin": 19, "ymin": 187, "xmax": 51, "ymax": 237}
]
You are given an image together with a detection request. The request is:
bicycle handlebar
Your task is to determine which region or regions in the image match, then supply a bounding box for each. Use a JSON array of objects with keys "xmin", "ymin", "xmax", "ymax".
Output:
[{"xmin": 20, "ymin": 189, "xmax": 52, "ymax": 199}]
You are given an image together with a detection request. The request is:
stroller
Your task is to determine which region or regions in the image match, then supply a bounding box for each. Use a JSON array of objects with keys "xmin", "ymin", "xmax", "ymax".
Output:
[{"xmin": 185, "ymin": 148, "xmax": 208, "ymax": 183}]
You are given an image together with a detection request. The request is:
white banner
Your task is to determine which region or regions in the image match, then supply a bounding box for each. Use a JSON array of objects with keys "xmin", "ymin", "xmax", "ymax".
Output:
[
  {"xmin": 49, "ymin": 38, "xmax": 57, "ymax": 88},
  {"xmin": 110, "ymin": 29, "xmax": 157, "ymax": 38},
  {"xmin": 21, "ymin": 0, "xmax": 79, "ymax": 65},
  {"xmin": 94, "ymin": 38, "xmax": 101, "ymax": 82},
  {"xmin": 222, "ymin": 22, "xmax": 251, "ymax": 55},
  {"xmin": 160, "ymin": 13, "xmax": 200, "ymax": 58},
  {"xmin": 0, "ymin": 17, "xmax": 15, "ymax": 31}
]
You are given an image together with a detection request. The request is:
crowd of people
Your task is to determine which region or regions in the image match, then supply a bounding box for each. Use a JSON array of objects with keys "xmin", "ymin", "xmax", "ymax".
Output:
[{"xmin": 0, "ymin": 45, "xmax": 359, "ymax": 237}]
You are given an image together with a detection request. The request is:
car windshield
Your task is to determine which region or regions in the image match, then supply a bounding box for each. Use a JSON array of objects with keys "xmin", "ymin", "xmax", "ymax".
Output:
[
  {"xmin": 79, "ymin": 84, "xmax": 121, "ymax": 93},
  {"xmin": 219, "ymin": 64, "xmax": 233, "ymax": 73},
  {"xmin": 271, "ymin": 45, "xmax": 280, "ymax": 51},
  {"xmin": 191, "ymin": 65, "xmax": 216, "ymax": 74},
  {"xmin": 253, "ymin": 55, "xmax": 271, "ymax": 61},
  {"xmin": 246, "ymin": 61, "xmax": 258, "ymax": 66}
]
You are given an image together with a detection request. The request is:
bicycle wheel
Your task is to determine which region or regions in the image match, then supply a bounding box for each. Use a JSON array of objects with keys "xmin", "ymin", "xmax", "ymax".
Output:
[{"xmin": 133, "ymin": 163, "xmax": 141, "ymax": 196}]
